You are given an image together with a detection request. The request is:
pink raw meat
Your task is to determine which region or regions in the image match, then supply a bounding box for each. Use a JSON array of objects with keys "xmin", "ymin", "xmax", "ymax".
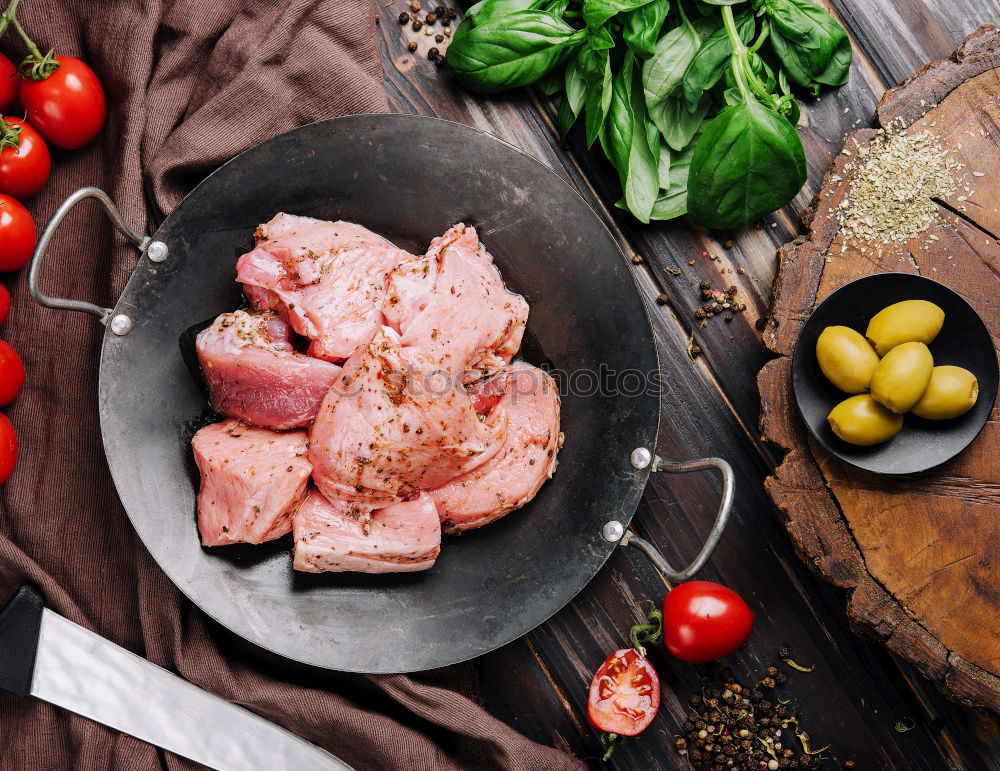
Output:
[
  {"xmin": 196, "ymin": 310, "xmax": 341, "ymax": 430},
  {"xmin": 432, "ymin": 363, "xmax": 561, "ymax": 533},
  {"xmin": 237, "ymin": 213, "xmax": 413, "ymax": 362},
  {"xmin": 383, "ymin": 223, "xmax": 528, "ymax": 382},
  {"xmin": 293, "ymin": 489, "xmax": 441, "ymax": 573},
  {"xmin": 192, "ymin": 419, "xmax": 311, "ymax": 546},
  {"xmin": 309, "ymin": 325, "xmax": 507, "ymax": 505}
]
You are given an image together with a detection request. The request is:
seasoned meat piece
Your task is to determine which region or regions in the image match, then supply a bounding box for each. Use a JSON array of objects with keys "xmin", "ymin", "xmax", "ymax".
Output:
[
  {"xmin": 196, "ymin": 310, "xmax": 341, "ymax": 430},
  {"xmin": 293, "ymin": 489, "xmax": 440, "ymax": 573},
  {"xmin": 432, "ymin": 363, "xmax": 560, "ymax": 533},
  {"xmin": 383, "ymin": 223, "xmax": 528, "ymax": 382},
  {"xmin": 309, "ymin": 325, "xmax": 507, "ymax": 504},
  {"xmin": 192, "ymin": 419, "xmax": 311, "ymax": 546},
  {"xmin": 237, "ymin": 214, "xmax": 413, "ymax": 362}
]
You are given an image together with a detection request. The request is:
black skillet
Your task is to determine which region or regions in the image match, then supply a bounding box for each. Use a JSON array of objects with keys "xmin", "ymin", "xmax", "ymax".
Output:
[{"xmin": 27, "ymin": 114, "xmax": 734, "ymax": 673}]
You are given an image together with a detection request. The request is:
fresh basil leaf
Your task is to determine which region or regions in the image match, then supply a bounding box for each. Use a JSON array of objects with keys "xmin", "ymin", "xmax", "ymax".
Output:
[
  {"xmin": 558, "ymin": 59, "xmax": 588, "ymax": 137},
  {"xmin": 536, "ymin": 66, "xmax": 565, "ymax": 95},
  {"xmin": 584, "ymin": 52, "xmax": 613, "ymax": 147},
  {"xmin": 642, "ymin": 22, "xmax": 700, "ymax": 105},
  {"xmin": 589, "ymin": 24, "xmax": 617, "ymax": 50},
  {"xmin": 649, "ymin": 90, "xmax": 709, "ymax": 150},
  {"xmin": 625, "ymin": 62, "xmax": 660, "ymax": 222},
  {"xmin": 468, "ymin": 0, "xmax": 546, "ymax": 25},
  {"xmin": 681, "ymin": 10, "xmax": 754, "ymax": 111},
  {"xmin": 446, "ymin": 11, "xmax": 588, "ymax": 93},
  {"xmin": 583, "ymin": 0, "xmax": 655, "ymax": 30},
  {"xmin": 765, "ymin": 0, "xmax": 851, "ymax": 93},
  {"xmin": 698, "ymin": 0, "xmax": 746, "ymax": 4},
  {"xmin": 657, "ymin": 140, "xmax": 671, "ymax": 189},
  {"xmin": 605, "ymin": 51, "xmax": 636, "ymax": 176},
  {"xmin": 722, "ymin": 85, "xmax": 742, "ymax": 105},
  {"xmin": 544, "ymin": 0, "xmax": 571, "ymax": 15},
  {"xmin": 623, "ymin": 0, "xmax": 670, "ymax": 58},
  {"xmin": 650, "ymin": 138, "xmax": 695, "ymax": 219},
  {"xmin": 688, "ymin": 99, "xmax": 807, "ymax": 228}
]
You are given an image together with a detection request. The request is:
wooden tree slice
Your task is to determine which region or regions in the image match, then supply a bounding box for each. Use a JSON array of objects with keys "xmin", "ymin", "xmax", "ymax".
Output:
[{"xmin": 759, "ymin": 25, "xmax": 1000, "ymax": 712}]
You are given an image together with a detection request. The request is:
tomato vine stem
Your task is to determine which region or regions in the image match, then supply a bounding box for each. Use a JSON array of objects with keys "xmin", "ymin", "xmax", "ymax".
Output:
[{"xmin": 0, "ymin": 0, "xmax": 59, "ymax": 80}]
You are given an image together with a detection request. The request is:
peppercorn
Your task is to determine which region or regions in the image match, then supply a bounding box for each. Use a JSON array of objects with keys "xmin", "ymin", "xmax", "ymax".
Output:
[
  {"xmin": 775, "ymin": 706, "xmax": 790, "ymax": 719},
  {"xmin": 398, "ymin": 11, "xmax": 410, "ymax": 23},
  {"xmin": 427, "ymin": 47, "xmax": 439, "ymax": 59},
  {"xmin": 690, "ymin": 694, "xmax": 703, "ymax": 707},
  {"xmin": 407, "ymin": 41, "xmax": 418, "ymax": 52},
  {"xmin": 684, "ymin": 721, "xmax": 695, "ymax": 732},
  {"xmin": 799, "ymin": 757, "xmax": 812, "ymax": 767},
  {"xmin": 766, "ymin": 666, "xmax": 779, "ymax": 678},
  {"xmin": 730, "ymin": 683, "xmax": 743, "ymax": 695},
  {"xmin": 426, "ymin": 12, "xmax": 437, "ymax": 23},
  {"xmin": 675, "ymin": 737, "xmax": 688, "ymax": 752},
  {"xmin": 446, "ymin": 6, "xmax": 457, "ymax": 16},
  {"xmin": 691, "ymin": 749, "xmax": 703, "ymax": 761},
  {"xmin": 759, "ymin": 717, "xmax": 771, "ymax": 727},
  {"xmin": 695, "ymin": 720, "xmax": 707, "ymax": 730},
  {"xmin": 435, "ymin": 33, "xmax": 444, "ymax": 42},
  {"xmin": 776, "ymin": 672, "xmax": 788, "ymax": 685},
  {"xmin": 410, "ymin": 0, "xmax": 421, "ymax": 9},
  {"xmin": 435, "ymin": 4, "xmax": 445, "ymax": 13},
  {"xmin": 709, "ymin": 711, "xmax": 721, "ymax": 723},
  {"xmin": 782, "ymin": 749, "xmax": 794, "ymax": 758},
  {"xmin": 656, "ymin": 293, "xmax": 669, "ymax": 305},
  {"xmin": 699, "ymin": 279, "xmax": 711, "ymax": 290},
  {"xmin": 762, "ymin": 677, "xmax": 777, "ymax": 689},
  {"xmin": 777, "ymin": 644, "xmax": 792, "ymax": 659},
  {"xmin": 779, "ymin": 759, "xmax": 790, "ymax": 768},
  {"xmin": 690, "ymin": 344, "xmax": 702, "ymax": 356},
  {"xmin": 434, "ymin": 53, "xmax": 446, "ymax": 66},
  {"xmin": 724, "ymin": 239, "xmax": 735, "ymax": 248},
  {"xmin": 411, "ymin": 19, "xmax": 422, "ymax": 30},
  {"xmin": 842, "ymin": 763, "xmax": 855, "ymax": 770}
]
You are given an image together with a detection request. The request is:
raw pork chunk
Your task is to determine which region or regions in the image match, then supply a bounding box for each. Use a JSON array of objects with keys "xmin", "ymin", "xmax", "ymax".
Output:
[
  {"xmin": 383, "ymin": 224, "xmax": 528, "ymax": 382},
  {"xmin": 196, "ymin": 310, "xmax": 341, "ymax": 430},
  {"xmin": 432, "ymin": 363, "xmax": 561, "ymax": 533},
  {"xmin": 309, "ymin": 325, "xmax": 507, "ymax": 504},
  {"xmin": 192, "ymin": 419, "xmax": 311, "ymax": 546},
  {"xmin": 237, "ymin": 214, "xmax": 413, "ymax": 362},
  {"xmin": 293, "ymin": 489, "xmax": 441, "ymax": 573}
]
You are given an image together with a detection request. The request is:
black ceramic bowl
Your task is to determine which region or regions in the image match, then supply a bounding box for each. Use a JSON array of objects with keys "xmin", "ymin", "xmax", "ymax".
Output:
[{"xmin": 792, "ymin": 273, "xmax": 998, "ymax": 474}]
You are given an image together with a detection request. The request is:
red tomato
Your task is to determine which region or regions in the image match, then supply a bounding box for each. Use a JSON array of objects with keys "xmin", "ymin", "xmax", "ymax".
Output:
[
  {"xmin": 662, "ymin": 581, "xmax": 754, "ymax": 663},
  {"xmin": 0, "ymin": 53, "xmax": 16, "ymax": 113},
  {"xmin": 0, "ymin": 339, "xmax": 24, "ymax": 405},
  {"xmin": 0, "ymin": 117, "xmax": 51, "ymax": 199},
  {"xmin": 19, "ymin": 56, "xmax": 106, "ymax": 150},
  {"xmin": 0, "ymin": 283, "xmax": 9, "ymax": 325},
  {"xmin": 0, "ymin": 412, "xmax": 15, "ymax": 483},
  {"xmin": 0, "ymin": 194, "xmax": 35, "ymax": 271},
  {"xmin": 587, "ymin": 648, "xmax": 660, "ymax": 736}
]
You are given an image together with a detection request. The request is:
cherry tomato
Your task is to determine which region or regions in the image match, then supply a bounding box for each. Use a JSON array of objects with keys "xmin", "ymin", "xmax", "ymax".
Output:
[
  {"xmin": 662, "ymin": 581, "xmax": 754, "ymax": 663},
  {"xmin": 0, "ymin": 339, "xmax": 24, "ymax": 405},
  {"xmin": 0, "ymin": 117, "xmax": 51, "ymax": 199},
  {"xmin": 0, "ymin": 194, "xmax": 36, "ymax": 271},
  {"xmin": 0, "ymin": 412, "xmax": 15, "ymax": 483},
  {"xmin": 19, "ymin": 56, "xmax": 106, "ymax": 150},
  {"xmin": 0, "ymin": 283, "xmax": 9, "ymax": 325},
  {"xmin": 587, "ymin": 648, "xmax": 660, "ymax": 736},
  {"xmin": 0, "ymin": 53, "xmax": 17, "ymax": 113}
]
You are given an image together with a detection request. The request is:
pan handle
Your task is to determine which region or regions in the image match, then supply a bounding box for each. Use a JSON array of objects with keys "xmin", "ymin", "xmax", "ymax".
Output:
[
  {"xmin": 602, "ymin": 452, "xmax": 734, "ymax": 582},
  {"xmin": 28, "ymin": 187, "xmax": 168, "ymax": 335}
]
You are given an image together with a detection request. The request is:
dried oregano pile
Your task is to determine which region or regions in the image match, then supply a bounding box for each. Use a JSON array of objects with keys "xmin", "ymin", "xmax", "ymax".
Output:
[{"xmin": 833, "ymin": 119, "xmax": 965, "ymax": 250}]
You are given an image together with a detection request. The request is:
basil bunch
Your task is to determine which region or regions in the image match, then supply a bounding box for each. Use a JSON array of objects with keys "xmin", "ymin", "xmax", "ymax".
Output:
[{"xmin": 446, "ymin": 0, "xmax": 851, "ymax": 227}]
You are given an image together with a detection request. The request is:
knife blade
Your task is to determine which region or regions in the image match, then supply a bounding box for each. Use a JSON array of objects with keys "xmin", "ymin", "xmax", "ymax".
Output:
[{"xmin": 0, "ymin": 586, "xmax": 353, "ymax": 770}]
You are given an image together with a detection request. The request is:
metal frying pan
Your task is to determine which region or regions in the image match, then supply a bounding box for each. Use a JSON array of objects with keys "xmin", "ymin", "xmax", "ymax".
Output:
[{"xmin": 28, "ymin": 114, "xmax": 733, "ymax": 673}]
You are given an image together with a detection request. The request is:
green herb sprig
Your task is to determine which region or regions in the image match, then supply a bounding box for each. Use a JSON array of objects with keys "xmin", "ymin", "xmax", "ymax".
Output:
[{"xmin": 446, "ymin": 0, "xmax": 851, "ymax": 228}]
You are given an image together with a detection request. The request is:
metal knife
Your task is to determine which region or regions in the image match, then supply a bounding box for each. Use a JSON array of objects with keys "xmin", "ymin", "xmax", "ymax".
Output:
[{"xmin": 0, "ymin": 586, "xmax": 353, "ymax": 770}]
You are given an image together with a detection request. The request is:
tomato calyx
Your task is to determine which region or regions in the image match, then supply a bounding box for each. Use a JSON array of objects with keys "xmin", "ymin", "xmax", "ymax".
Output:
[
  {"xmin": 629, "ymin": 602, "xmax": 663, "ymax": 656},
  {"xmin": 0, "ymin": 0, "xmax": 60, "ymax": 81},
  {"xmin": 599, "ymin": 731, "xmax": 626, "ymax": 762},
  {"xmin": 0, "ymin": 117, "xmax": 21, "ymax": 152}
]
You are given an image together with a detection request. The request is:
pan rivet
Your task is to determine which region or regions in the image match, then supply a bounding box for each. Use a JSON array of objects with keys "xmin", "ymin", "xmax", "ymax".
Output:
[
  {"xmin": 110, "ymin": 314, "xmax": 133, "ymax": 336},
  {"xmin": 147, "ymin": 241, "xmax": 168, "ymax": 263},
  {"xmin": 602, "ymin": 520, "xmax": 625, "ymax": 543},
  {"xmin": 630, "ymin": 447, "xmax": 652, "ymax": 469}
]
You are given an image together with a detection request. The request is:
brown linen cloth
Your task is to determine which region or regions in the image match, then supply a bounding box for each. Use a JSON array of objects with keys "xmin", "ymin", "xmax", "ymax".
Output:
[{"xmin": 0, "ymin": 2, "xmax": 585, "ymax": 769}]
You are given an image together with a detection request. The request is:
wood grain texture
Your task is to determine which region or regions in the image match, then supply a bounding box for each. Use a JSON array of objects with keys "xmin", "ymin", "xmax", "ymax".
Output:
[
  {"xmin": 760, "ymin": 26, "xmax": 1000, "ymax": 712},
  {"xmin": 375, "ymin": 0, "xmax": 1000, "ymax": 766}
]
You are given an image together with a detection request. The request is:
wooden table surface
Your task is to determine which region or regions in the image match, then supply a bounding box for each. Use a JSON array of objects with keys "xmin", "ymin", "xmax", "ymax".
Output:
[{"xmin": 376, "ymin": 2, "xmax": 1000, "ymax": 768}]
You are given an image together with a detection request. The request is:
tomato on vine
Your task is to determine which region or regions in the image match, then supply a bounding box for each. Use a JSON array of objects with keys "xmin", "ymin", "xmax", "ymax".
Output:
[
  {"xmin": 0, "ymin": 52, "xmax": 16, "ymax": 112},
  {"xmin": 0, "ymin": 0, "xmax": 106, "ymax": 149},
  {"xmin": 0, "ymin": 282, "xmax": 10, "ymax": 325},
  {"xmin": 0, "ymin": 116, "xmax": 50, "ymax": 199},
  {"xmin": 0, "ymin": 193, "xmax": 34, "ymax": 271},
  {"xmin": 662, "ymin": 581, "xmax": 754, "ymax": 663},
  {"xmin": 0, "ymin": 412, "xmax": 16, "ymax": 483}
]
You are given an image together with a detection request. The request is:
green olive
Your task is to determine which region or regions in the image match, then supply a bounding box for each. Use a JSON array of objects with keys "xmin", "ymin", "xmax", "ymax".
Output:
[
  {"xmin": 911, "ymin": 365, "xmax": 979, "ymax": 420},
  {"xmin": 828, "ymin": 394, "xmax": 904, "ymax": 446},
  {"xmin": 816, "ymin": 325, "xmax": 880, "ymax": 393},
  {"xmin": 865, "ymin": 299, "xmax": 945, "ymax": 356},
  {"xmin": 870, "ymin": 341, "xmax": 934, "ymax": 413}
]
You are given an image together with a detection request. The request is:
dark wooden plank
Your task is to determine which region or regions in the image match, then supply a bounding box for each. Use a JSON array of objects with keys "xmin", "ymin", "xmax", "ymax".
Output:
[{"xmin": 375, "ymin": 3, "xmax": 999, "ymax": 768}]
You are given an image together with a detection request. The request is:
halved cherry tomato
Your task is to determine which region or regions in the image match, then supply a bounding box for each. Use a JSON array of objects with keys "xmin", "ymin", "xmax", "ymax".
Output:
[
  {"xmin": 0, "ymin": 54, "xmax": 16, "ymax": 113},
  {"xmin": 662, "ymin": 581, "xmax": 754, "ymax": 663},
  {"xmin": 0, "ymin": 194, "xmax": 35, "ymax": 271},
  {"xmin": 0, "ymin": 339, "xmax": 24, "ymax": 406},
  {"xmin": 0, "ymin": 283, "xmax": 9, "ymax": 325},
  {"xmin": 587, "ymin": 648, "xmax": 660, "ymax": 736},
  {"xmin": 0, "ymin": 117, "xmax": 51, "ymax": 199},
  {"xmin": 0, "ymin": 412, "xmax": 16, "ymax": 483},
  {"xmin": 19, "ymin": 56, "xmax": 106, "ymax": 149}
]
